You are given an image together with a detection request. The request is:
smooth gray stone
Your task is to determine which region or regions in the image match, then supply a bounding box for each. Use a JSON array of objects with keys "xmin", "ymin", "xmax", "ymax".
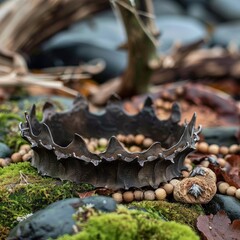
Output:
[
  {"xmin": 203, "ymin": 194, "xmax": 240, "ymax": 221},
  {"xmin": 8, "ymin": 196, "xmax": 116, "ymax": 240},
  {"xmin": 209, "ymin": 0, "xmax": 240, "ymax": 21},
  {"xmin": 0, "ymin": 142, "xmax": 12, "ymax": 158},
  {"xmin": 155, "ymin": 16, "xmax": 206, "ymax": 53},
  {"xmin": 211, "ymin": 21, "xmax": 240, "ymax": 47},
  {"xmin": 153, "ymin": 0, "xmax": 184, "ymax": 16}
]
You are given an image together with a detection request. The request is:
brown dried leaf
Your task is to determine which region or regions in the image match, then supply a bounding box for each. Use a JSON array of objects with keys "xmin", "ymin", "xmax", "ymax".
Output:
[
  {"xmin": 209, "ymin": 160, "xmax": 240, "ymax": 189},
  {"xmin": 197, "ymin": 210, "xmax": 240, "ymax": 240}
]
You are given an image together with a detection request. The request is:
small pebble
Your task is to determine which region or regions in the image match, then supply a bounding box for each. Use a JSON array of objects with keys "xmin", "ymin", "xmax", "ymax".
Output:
[
  {"xmin": 235, "ymin": 189, "xmax": 240, "ymax": 199},
  {"xmin": 11, "ymin": 152, "xmax": 22, "ymax": 163},
  {"xmin": 219, "ymin": 146, "xmax": 229, "ymax": 155},
  {"xmin": 134, "ymin": 134, "xmax": 145, "ymax": 145},
  {"xmin": 133, "ymin": 190, "xmax": 144, "ymax": 201},
  {"xmin": 197, "ymin": 142, "xmax": 209, "ymax": 153},
  {"xmin": 98, "ymin": 138, "xmax": 108, "ymax": 147},
  {"xmin": 20, "ymin": 144, "xmax": 31, "ymax": 152},
  {"xmin": 155, "ymin": 188, "xmax": 167, "ymax": 200},
  {"xmin": 229, "ymin": 144, "xmax": 239, "ymax": 154},
  {"xmin": 22, "ymin": 153, "xmax": 32, "ymax": 162},
  {"xmin": 218, "ymin": 182, "xmax": 230, "ymax": 194},
  {"xmin": 112, "ymin": 192, "xmax": 123, "ymax": 203},
  {"xmin": 144, "ymin": 190, "xmax": 155, "ymax": 201},
  {"xmin": 123, "ymin": 191, "xmax": 134, "ymax": 203},
  {"xmin": 163, "ymin": 183, "xmax": 174, "ymax": 194},
  {"xmin": 143, "ymin": 138, "xmax": 153, "ymax": 148},
  {"xmin": 208, "ymin": 144, "xmax": 220, "ymax": 155},
  {"xmin": 226, "ymin": 186, "xmax": 237, "ymax": 196}
]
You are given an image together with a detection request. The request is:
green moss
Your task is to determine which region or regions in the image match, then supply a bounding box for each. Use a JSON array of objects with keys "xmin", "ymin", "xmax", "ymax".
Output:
[
  {"xmin": 129, "ymin": 200, "xmax": 203, "ymax": 230},
  {"xmin": 0, "ymin": 162, "xmax": 94, "ymax": 234},
  {"xmin": 57, "ymin": 206, "xmax": 199, "ymax": 240}
]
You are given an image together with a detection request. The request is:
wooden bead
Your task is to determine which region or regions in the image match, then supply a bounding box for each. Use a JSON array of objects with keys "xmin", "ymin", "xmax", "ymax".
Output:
[
  {"xmin": 20, "ymin": 144, "xmax": 31, "ymax": 152},
  {"xmin": 219, "ymin": 146, "xmax": 229, "ymax": 155},
  {"xmin": 200, "ymin": 160, "xmax": 209, "ymax": 168},
  {"xmin": 184, "ymin": 158, "xmax": 192, "ymax": 165},
  {"xmin": 208, "ymin": 144, "xmax": 220, "ymax": 155},
  {"xmin": 217, "ymin": 158, "xmax": 226, "ymax": 168},
  {"xmin": 126, "ymin": 134, "xmax": 135, "ymax": 144},
  {"xmin": 19, "ymin": 149, "xmax": 27, "ymax": 156},
  {"xmin": 144, "ymin": 190, "xmax": 155, "ymax": 200},
  {"xmin": 143, "ymin": 138, "xmax": 153, "ymax": 148},
  {"xmin": 98, "ymin": 138, "xmax": 108, "ymax": 147},
  {"xmin": 197, "ymin": 142, "xmax": 209, "ymax": 153},
  {"xmin": 116, "ymin": 134, "xmax": 125, "ymax": 142},
  {"xmin": 123, "ymin": 191, "xmax": 134, "ymax": 203},
  {"xmin": 11, "ymin": 152, "xmax": 22, "ymax": 163},
  {"xmin": 112, "ymin": 192, "xmax": 123, "ymax": 203},
  {"xmin": 155, "ymin": 99, "xmax": 164, "ymax": 108},
  {"xmin": 185, "ymin": 163, "xmax": 193, "ymax": 172},
  {"xmin": 163, "ymin": 183, "xmax": 174, "ymax": 194},
  {"xmin": 229, "ymin": 144, "xmax": 239, "ymax": 154},
  {"xmin": 0, "ymin": 158, "xmax": 5, "ymax": 167},
  {"xmin": 22, "ymin": 153, "xmax": 32, "ymax": 162},
  {"xmin": 170, "ymin": 179, "xmax": 180, "ymax": 187},
  {"xmin": 133, "ymin": 190, "xmax": 143, "ymax": 201},
  {"xmin": 235, "ymin": 189, "xmax": 240, "ymax": 199},
  {"xmin": 181, "ymin": 170, "xmax": 190, "ymax": 178},
  {"xmin": 218, "ymin": 182, "xmax": 230, "ymax": 194},
  {"xmin": 134, "ymin": 134, "xmax": 145, "ymax": 145},
  {"xmin": 0, "ymin": 158, "xmax": 11, "ymax": 167},
  {"xmin": 226, "ymin": 186, "xmax": 237, "ymax": 196},
  {"xmin": 155, "ymin": 188, "xmax": 167, "ymax": 200},
  {"xmin": 129, "ymin": 146, "xmax": 141, "ymax": 152}
]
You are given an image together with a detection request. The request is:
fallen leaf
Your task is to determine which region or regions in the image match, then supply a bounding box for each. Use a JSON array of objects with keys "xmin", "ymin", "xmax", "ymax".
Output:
[
  {"xmin": 209, "ymin": 155, "xmax": 240, "ymax": 188},
  {"xmin": 197, "ymin": 210, "xmax": 240, "ymax": 240}
]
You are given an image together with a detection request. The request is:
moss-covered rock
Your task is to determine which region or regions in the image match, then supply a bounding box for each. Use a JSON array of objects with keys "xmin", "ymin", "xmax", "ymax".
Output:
[
  {"xmin": 0, "ymin": 162, "xmax": 93, "ymax": 237},
  {"xmin": 57, "ymin": 206, "xmax": 200, "ymax": 240},
  {"xmin": 129, "ymin": 200, "xmax": 203, "ymax": 230}
]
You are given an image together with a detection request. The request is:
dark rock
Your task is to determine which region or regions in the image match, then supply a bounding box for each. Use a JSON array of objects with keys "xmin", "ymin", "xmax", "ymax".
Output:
[
  {"xmin": 0, "ymin": 142, "xmax": 12, "ymax": 158},
  {"xmin": 81, "ymin": 196, "xmax": 117, "ymax": 213},
  {"xmin": 28, "ymin": 43, "xmax": 127, "ymax": 83},
  {"xmin": 155, "ymin": 16, "xmax": 206, "ymax": 53},
  {"xmin": 211, "ymin": 21, "xmax": 240, "ymax": 48},
  {"xmin": 203, "ymin": 194, "xmax": 240, "ymax": 221},
  {"xmin": 209, "ymin": 0, "xmax": 240, "ymax": 21},
  {"xmin": 8, "ymin": 196, "xmax": 116, "ymax": 240}
]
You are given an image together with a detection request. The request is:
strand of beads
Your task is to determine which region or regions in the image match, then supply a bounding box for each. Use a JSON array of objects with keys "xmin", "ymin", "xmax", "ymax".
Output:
[
  {"xmin": 196, "ymin": 142, "xmax": 240, "ymax": 156},
  {"xmin": 84, "ymin": 134, "xmax": 154, "ymax": 153},
  {"xmin": 217, "ymin": 182, "xmax": 240, "ymax": 200},
  {"xmin": 0, "ymin": 144, "xmax": 33, "ymax": 168},
  {"xmin": 111, "ymin": 182, "xmax": 174, "ymax": 203}
]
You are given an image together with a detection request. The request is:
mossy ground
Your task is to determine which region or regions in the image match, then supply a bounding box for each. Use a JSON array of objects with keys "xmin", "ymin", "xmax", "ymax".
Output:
[
  {"xmin": 129, "ymin": 200, "xmax": 203, "ymax": 230},
  {"xmin": 0, "ymin": 162, "xmax": 93, "ymax": 238},
  {"xmin": 57, "ymin": 206, "xmax": 200, "ymax": 240}
]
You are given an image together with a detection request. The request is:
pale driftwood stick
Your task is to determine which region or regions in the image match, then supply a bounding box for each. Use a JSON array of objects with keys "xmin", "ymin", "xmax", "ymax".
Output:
[{"xmin": 0, "ymin": 0, "xmax": 109, "ymax": 52}]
